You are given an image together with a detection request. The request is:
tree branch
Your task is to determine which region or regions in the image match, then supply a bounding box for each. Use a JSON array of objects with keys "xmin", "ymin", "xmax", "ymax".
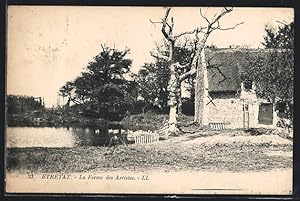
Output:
[
  {"xmin": 218, "ymin": 21, "xmax": 244, "ymax": 31},
  {"xmin": 176, "ymin": 62, "xmax": 190, "ymax": 69},
  {"xmin": 206, "ymin": 54, "xmax": 215, "ymax": 64},
  {"xmin": 208, "ymin": 64, "xmax": 228, "ymax": 84},
  {"xmin": 199, "ymin": 8, "xmax": 211, "ymax": 24},
  {"xmin": 179, "ymin": 66, "xmax": 197, "ymax": 81},
  {"xmin": 100, "ymin": 44, "xmax": 107, "ymax": 52},
  {"xmin": 161, "ymin": 8, "xmax": 174, "ymax": 42},
  {"xmin": 149, "ymin": 19, "xmax": 162, "ymax": 25},
  {"xmin": 150, "ymin": 51, "xmax": 169, "ymax": 61},
  {"xmin": 174, "ymin": 29, "xmax": 197, "ymax": 39},
  {"xmin": 120, "ymin": 47, "xmax": 130, "ymax": 57},
  {"xmin": 202, "ymin": 7, "xmax": 235, "ymax": 34},
  {"xmin": 276, "ymin": 20, "xmax": 288, "ymax": 26}
]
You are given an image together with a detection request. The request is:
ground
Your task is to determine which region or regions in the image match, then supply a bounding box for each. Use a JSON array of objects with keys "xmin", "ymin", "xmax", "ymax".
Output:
[
  {"xmin": 6, "ymin": 127, "xmax": 293, "ymax": 194},
  {"xmin": 7, "ymin": 129, "xmax": 292, "ymax": 173}
]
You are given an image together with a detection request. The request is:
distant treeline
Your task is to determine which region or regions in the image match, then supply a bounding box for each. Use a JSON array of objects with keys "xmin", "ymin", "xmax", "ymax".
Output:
[{"xmin": 7, "ymin": 95, "xmax": 45, "ymax": 114}]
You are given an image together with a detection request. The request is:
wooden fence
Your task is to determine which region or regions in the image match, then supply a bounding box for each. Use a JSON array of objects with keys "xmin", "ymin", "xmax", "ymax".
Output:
[
  {"xmin": 209, "ymin": 123, "xmax": 226, "ymax": 130},
  {"xmin": 134, "ymin": 133, "xmax": 159, "ymax": 144}
]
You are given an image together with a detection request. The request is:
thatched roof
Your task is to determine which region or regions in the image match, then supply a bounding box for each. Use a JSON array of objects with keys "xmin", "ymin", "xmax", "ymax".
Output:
[{"xmin": 205, "ymin": 48, "xmax": 269, "ymax": 92}]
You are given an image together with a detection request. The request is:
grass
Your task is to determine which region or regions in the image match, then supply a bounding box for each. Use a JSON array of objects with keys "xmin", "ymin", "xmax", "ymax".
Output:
[
  {"xmin": 6, "ymin": 113, "xmax": 293, "ymax": 173},
  {"xmin": 6, "ymin": 131, "xmax": 292, "ymax": 173},
  {"xmin": 120, "ymin": 112, "xmax": 169, "ymax": 131}
]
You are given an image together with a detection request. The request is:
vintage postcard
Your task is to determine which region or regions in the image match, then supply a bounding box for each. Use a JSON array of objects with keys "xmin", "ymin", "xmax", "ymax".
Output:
[{"xmin": 6, "ymin": 6, "xmax": 293, "ymax": 195}]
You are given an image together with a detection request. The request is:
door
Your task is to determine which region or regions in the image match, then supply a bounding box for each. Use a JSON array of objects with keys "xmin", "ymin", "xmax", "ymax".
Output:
[
  {"xmin": 258, "ymin": 103, "xmax": 273, "ymax": 125},
  {"xmin": 243, "ymin": 103, "xmax": 249, "ymax": 129}
]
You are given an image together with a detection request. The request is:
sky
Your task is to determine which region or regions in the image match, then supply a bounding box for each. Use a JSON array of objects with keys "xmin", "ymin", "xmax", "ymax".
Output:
[{"xmin": 7, "ymin": 6, "xmax": 294, "ymax": 107}]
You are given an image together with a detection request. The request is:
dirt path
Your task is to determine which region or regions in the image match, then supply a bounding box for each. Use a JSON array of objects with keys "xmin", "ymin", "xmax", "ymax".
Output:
[{"xmin": 6, "ymin": 168, "xmax": 292, "ymax": 195}]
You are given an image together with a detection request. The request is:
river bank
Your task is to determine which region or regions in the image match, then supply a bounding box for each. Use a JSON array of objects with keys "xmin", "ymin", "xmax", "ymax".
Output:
[{"xmin": 6, "ymin": 110, "xmax": 171, "ymax": 131}]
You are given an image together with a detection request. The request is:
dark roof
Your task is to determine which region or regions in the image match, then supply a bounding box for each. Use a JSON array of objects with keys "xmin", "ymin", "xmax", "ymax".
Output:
[{"xmin": 205, "ymin": 48, "xmax": 270, "ymax": 92}]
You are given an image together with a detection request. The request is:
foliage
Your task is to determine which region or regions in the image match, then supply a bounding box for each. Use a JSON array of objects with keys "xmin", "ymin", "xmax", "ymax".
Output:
[
  {"xmin": 7, "ymin": 95, "xmax": 44, "ymax": 114},
  {"xmin": 245, "ymin": 49, "xmax": 293, "ymax": 102},
  {"xmin": 58, "ymin": 81, "xmax": 76, "ymax": 108},
  {"xmin": 241, "ymin": 49, "xmax": 294, "ymax": 119},
  {"xmin": 242, "ymin": 21, "xmax": 294, "ymax": 120},
  {"xmin": 59, "ymin": 45, "xmax": 137, "ymax": 121},
  {"xmin": 120, "ymin": 111, "xmax": 168, "ymax": 131},
  {"xmin": 134, "ymin": 62, "xmax": 169, "ymax": 113},
  {"xmin": 181, "ymin": 97, "xmax": 195, "ymax": 116},
  {"xmin": 134, "ymin": 41, "xmax": 195, "ymax": 113},
  {"xmin": 262, "ymin": 22, "xmax": 294, "ymax": 49}
]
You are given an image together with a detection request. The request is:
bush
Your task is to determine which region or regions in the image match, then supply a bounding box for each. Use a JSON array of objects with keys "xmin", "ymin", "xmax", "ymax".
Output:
[{"xmin": 181, "ymin": 98, "xmax": 194, "ymax": 116}]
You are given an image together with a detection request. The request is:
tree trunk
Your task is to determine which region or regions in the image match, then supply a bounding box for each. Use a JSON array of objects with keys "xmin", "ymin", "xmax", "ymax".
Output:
[
  {"xmin": 194, "ymin": 48, "xmax": 209, "ymax": 126},
  {"xmin": 168, "ymin": 103, "xmax": 178, "ymax": 133},
  {"xmin": 155, "ymin": 7, "xmax": 239, "ymax": 131},
  {"xmin": 167, "ymin": 63, "xmax": 180, "ymax": 134},
  {"xmin": 194, "ymin": 57, "xmax": 203, "ymax": 124},
  {"xmin": 66, "ymin": 98, "xmax": 71, "ymax": 109},
  {"xmin": 155, "ymin": 7, "xmax": 239, "ymax": 133}
]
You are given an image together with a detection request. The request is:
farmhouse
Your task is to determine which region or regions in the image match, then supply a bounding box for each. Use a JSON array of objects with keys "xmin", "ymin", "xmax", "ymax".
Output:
[{"xmin": 193, "ymin": 48, "xmax": 291, "ymax": 130}]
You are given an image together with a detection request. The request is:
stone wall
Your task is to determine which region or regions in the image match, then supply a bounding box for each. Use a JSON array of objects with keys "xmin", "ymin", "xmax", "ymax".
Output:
[
  {"xmin": 207, "ymin": 92, "xmax": 243, "ymax": 129},
  {"xmin": 207, "ymin": 91, "xmax": 277, "ymax": 129}
]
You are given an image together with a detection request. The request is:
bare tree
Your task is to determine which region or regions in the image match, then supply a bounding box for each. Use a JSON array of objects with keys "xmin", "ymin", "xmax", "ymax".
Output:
[
  {"xmin": 152, "ymin": 7, "xmax": 243, "ymax": 134},
  {"xmin": 150, "ymin": 8, "xmax": 199, "ymax": 134}
]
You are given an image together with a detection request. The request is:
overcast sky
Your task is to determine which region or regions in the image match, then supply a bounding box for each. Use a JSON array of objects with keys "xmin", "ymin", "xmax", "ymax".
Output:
[{"xmin": 7, "ymin": 6, "xmax": 294, "ymax": 107}]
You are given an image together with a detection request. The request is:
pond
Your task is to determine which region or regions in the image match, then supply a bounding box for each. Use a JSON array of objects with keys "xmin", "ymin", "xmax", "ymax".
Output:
[{"xmin": 6, "ymin": 127, "xmax": 113, "ymax": 148}]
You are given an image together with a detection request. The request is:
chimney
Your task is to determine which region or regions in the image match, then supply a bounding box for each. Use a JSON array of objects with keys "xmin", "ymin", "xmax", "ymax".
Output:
[{"xmin": 241, "ymin": 82, "xmax": 245, "ymax": 91}]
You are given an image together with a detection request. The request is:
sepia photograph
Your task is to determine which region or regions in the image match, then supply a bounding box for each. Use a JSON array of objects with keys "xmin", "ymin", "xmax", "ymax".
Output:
[{"xmin": 5, "ymin": 6, "xmax": 294, "ymax": 195}]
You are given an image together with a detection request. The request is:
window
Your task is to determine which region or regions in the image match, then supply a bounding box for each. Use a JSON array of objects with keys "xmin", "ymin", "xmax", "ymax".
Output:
[
  {"xmin": 276, "ymin": 102, "xmax": 286, "ymax": 113},
  {"xmin": 258, "ymin": 103, "xmax": 273, "ymax": 125},
  {"xmin": 276, "ymin": 102, "xmax": 288, "ymax": 118},
  {"xmin": 243, "ymin": 79, "xmax": 253, "ymax": 90}
]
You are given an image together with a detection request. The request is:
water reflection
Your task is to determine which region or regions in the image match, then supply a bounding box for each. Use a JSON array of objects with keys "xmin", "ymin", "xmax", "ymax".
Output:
[{"xmin": 6, "ymin": 127, "xmax": 110, "ymax": 148}]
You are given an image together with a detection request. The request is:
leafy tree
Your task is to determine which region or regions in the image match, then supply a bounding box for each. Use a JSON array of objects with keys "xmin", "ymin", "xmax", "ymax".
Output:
[
  {"xmin": 262, "ymin": 21, "xmax": 294, "ymax": 49},
  {"xmin": 7, "ymin": 95, "xmax": 44, "ymax": 114},
  {"xmin": 59, "ymin": 45, "xmax": 136, "ymax": 120},
  {"xmin": 135, "ymin": 41, "xmax": 196, "ymax": 114},
  {"xmin": 241, "ymin": 50, "xmax": 293, "ymax": 104},
  {"xmin": 134, "ymin": 62, "xmax": 169, "ymax": 113},
  {"xmin": 242, "ymin": 21, "xmax": 294, "ymax": 121},
  {"xmin": 58, "ymin": 81, "xmax": 76, "ymax": 109}
]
